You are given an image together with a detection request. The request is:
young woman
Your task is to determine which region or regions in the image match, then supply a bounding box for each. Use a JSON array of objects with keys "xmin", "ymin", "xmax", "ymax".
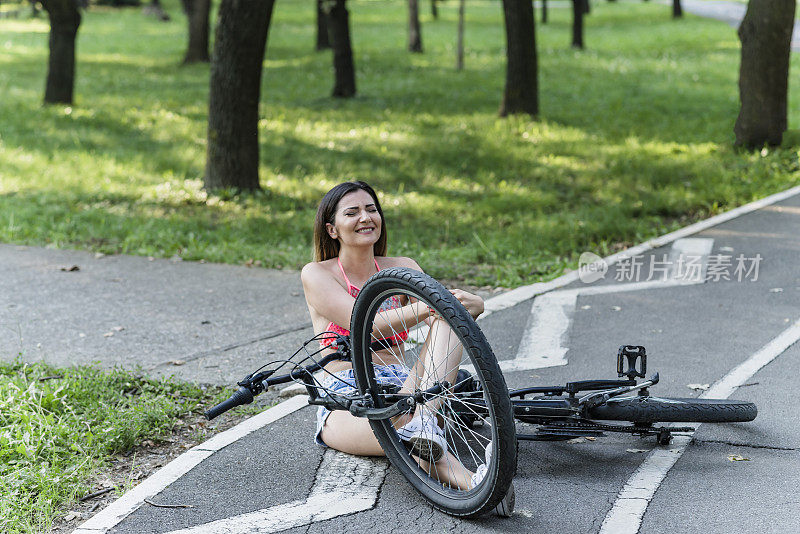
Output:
[{"xmin": 301, "ymin": 181, "xmax": 514, "ymax": 513}]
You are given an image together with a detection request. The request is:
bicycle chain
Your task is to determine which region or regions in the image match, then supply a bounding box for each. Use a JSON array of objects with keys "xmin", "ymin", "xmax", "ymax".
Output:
[{"xmin": 535, "ymin": 421, "xmax": 695, "ymax": 434}]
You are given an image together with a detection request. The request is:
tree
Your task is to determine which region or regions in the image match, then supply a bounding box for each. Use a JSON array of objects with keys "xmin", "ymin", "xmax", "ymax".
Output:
[
  {"xmin": 408, "ymin": 0, "xmax": 423, "ymax": 52},
  {"xmin": 673, "ymin": 0, "xmax": 683, "ymax": 18},
  {"xmin": 431, "ymin": 0, "xmax": 438, "ymax": 19},
  {"xmin": 499, "ymin": 0, "xmax": 538, "ymax": 117},
  {"xmin": 181, "ymin": 0, "xmax": 211, "ymax": 63},
  {"xmin": 316, "ymin": 0, "xmax": 331, "ymax": 50},
  {"xmin": 456, "ymin": 0, "xmax": 465, "ymax": 70},
  {"xmin": 205, "ymin": 0, "xmax": 277, "ymax": 191},
  {"xmin": 541, "ymin": 0, "xmax": 548, "ymax": 24},
  {"xmin": 734, "ymin": 0, "xmax": 796, "ymax": 149},
  {"xmin": 325, "ymin": 0, "xmax": 356, "ymax": 97},
  {"xmin": 40, "ymin": 0, "xmax": 81, "ymax": 105},
  {"xmin": 571, "ymin": 0, "xmax": 589, "ymax": 49}
]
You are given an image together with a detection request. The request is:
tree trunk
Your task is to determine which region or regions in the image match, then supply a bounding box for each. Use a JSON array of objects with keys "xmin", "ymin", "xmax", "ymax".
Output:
[
  {"xmin": 572, "ymin": 0, "xmax": 584, "ymax": 49},
  {"xmin": 316, "ymin": 0, "xmax": 330, "ymax": 50},
  {"xmin": 672, "ymin": 0, "xmax": 682, "ymax": 17},
  {"xmin": 734, "ymin": 0, "xmax": 795, "ymax": 149},
  {"xmin": 499, "ymin": 0, "xmax": 538, "ymax": 117},
  {"xmin": 431, "ymin": 0, "xmax": 438, "ymax": 19},
  {"xmin": 181, "ymin": 0, "xmax": 210, "ymax": 63},
  {"xmin": 326, "ymin": 0, "xmax": 356, "ymax": 98},
  {"xmin": 41, "ymin": 0, "xmax": 81, "ymax": 105},
  {"xmin": 205, "ymin": 0, "xmax": 276, "ymax": 191},
  {"xmin": 456, "ymin": 0, "xmax": 465, "ymax": 70},
  {"xmin": 408, "ymin": 0, "xmax": 423, "ymax": 52},
  {"xmin": 542, "ymin": 0, "xmax": 548, "ymax": 24}
]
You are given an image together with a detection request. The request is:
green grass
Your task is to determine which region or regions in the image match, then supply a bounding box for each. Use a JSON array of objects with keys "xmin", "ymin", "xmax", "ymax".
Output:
[
  {"xmin": 0, "ymin": 359, "xmax": 239, "ymax": 533},
  {"xmin": 0, "ymin": 0, "xmax": 798, "ymax": 286}
]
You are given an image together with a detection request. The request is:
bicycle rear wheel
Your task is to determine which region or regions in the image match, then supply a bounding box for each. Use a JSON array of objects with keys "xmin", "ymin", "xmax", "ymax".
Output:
[
  {"xmin": 350, "ymin": 268, "xmax": 516, "ymax": 518},
  {"xmin": 588, "ymin": 396, "xmax": 757, "ymax": 423}
]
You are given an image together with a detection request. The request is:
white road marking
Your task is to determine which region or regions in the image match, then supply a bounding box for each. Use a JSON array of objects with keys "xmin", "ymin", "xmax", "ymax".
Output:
[
  {"xmin": 164, "ymin": 450, "xmax": 388, "ymax": 534},
  {"xmin": 600, "ymin": 318, "xmax": 800, "ymax": 534},
  {"xmin": 508, "ymin": 238, "xmax": 713, "ymax": 372},
  {"xmin": 71, "ymin": 395, "xmax": 309, "ymax": 534},
  {"xmin": 481, "ymin": 184, "xmax": 800, "ymax": 319}
]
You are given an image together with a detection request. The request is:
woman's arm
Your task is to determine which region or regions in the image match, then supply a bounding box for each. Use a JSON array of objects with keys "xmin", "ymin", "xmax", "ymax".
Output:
[{"xmin": 301, "ymin": 261, "xmax": 434, "ymax": 337}]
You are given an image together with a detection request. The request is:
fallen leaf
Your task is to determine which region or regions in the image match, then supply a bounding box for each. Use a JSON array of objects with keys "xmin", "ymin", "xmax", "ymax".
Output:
[
  {"xmin": 687, "ymin": 383, "xmax": 710, "ymax": 391},
  {"xmin": 170, "ymin": 360, "xmax": 186, "ymax": 366},
  {"xmin": 64, "ymin": 512, "xmax": 80, "ymax": 521},
  {"xmin": 112, "ymin": 326, "xmax": 125, "ymax": 332},
  {"xmin": 581, "ymin": 305, "xmax": 591, "ymax": 310},
  {"xmin": 103, "ymin": 332, "xmax": 114, "ymax": 338},
  {"xmin": 728, "ymin": 454, "xmax": 750, "ymax": 462},
  {"xmin": 585, "ymin": 436, "xmax": 597, "ymax": 441},
  {"xmin": 94, "ymin": 252, "xmax": 105, "ymax": 259},
  {"xmin": 769, "ymin": 288, "xmax": 784, "ymax": 293},
  {"xmin": 626, "ymin": 448, "xmax": 650, "ymax": 453},
  {"xmin": 60, "ymin": 265, "xmax": 80, "ymax": 272},
  {"xmin": 244, "ymin": 258, "xmax": 254, "ymax": 267},
  {"xmin": 566, "ymin": 438, "xmax": 584, "ymax": 444},
  {"xmin": 611, "ymin": 306, "xmax": 622, "ymax": 311}
]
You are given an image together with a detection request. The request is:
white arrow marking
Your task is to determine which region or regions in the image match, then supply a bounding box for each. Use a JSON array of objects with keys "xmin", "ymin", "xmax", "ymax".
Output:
[
  {"xmin": 164, "ymin": 449, "xmax": 388, "ymax": 534},
  {"xmin": 508, "ymin": 238, "xmax": 714, "ymax": 372}
]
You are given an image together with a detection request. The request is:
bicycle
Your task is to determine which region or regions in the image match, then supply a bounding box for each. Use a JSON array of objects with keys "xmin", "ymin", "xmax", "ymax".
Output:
[{"xmin": 205, "ymin": 268, "xmax": 757, "ymax": 518}]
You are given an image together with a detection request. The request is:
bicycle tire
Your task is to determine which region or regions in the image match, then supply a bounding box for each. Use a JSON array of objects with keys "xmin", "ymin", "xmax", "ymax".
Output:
[
  {"xmin": 588, "ymin": 396, "xmax": 757, "ymax": 423},
  {"xmin": 350, "ymin": 267, "xmax": 516, "ymax": 518}
]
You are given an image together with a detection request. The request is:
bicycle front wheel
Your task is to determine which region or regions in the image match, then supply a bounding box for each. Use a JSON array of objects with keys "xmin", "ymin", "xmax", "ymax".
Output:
[
  {"xmin": 350, "ymin": 268, "xmax": 516, "ymax": 518},
  {"xmin": 588, "ymin": 396, "xmax": 757, "ymax": 423}
]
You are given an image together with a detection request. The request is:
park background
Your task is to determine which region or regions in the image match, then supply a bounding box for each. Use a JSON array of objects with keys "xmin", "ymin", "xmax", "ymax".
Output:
[
  {"xmin": 2, "ymin": 0, "xmax": 799, "ymax": 289},
  {"xmin": 1, "ymin": 0, "xmax": 799, "ymax": 532}
]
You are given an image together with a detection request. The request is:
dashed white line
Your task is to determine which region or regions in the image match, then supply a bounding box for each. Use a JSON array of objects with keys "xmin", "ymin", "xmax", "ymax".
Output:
[{"xmin": 600, "ymin": 318, "xmax": 800, "ymax": 534}]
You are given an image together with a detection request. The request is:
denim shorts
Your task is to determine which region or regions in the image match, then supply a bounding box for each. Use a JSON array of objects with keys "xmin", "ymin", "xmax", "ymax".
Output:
[{"xmin": 314, "ymin": 363, "xmax": 410, "ymax": 447}]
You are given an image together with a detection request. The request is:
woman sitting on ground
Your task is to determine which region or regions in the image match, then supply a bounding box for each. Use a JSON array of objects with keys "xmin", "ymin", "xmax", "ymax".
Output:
[{"xmin": 300, "ymin": 181, "xmax": 513, "ymax": 514}]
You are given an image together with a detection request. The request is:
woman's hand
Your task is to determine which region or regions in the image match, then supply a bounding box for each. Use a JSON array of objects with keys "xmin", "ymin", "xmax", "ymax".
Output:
[{"xmin": 450, "ymin": 289, "xmax": 484, "ymax": 319}]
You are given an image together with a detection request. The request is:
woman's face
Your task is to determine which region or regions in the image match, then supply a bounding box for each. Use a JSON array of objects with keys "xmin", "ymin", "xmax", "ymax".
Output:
[{"xmin": 327, "ymin": 189, "xmax": 382, "ymax": 248}]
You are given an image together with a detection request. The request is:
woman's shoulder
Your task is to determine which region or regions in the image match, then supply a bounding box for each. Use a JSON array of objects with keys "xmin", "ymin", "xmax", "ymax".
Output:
[
  {"xmin": 377, "ymin": 256, "xmax": 423, "ymax": 271},
  {"xmin": 301, "ymin": 259, "xmax": 338, "ymax": 280}
]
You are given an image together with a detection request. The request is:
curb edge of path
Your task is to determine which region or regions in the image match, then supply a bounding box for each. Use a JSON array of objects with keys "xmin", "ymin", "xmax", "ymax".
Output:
[{"xmin": 72, "ymin": 183, "xmax": 800, "ymax": 534}]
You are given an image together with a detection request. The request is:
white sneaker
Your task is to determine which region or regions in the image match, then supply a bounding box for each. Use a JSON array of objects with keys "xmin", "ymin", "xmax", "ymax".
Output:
[
  {"xmin": 469, "ymin": 442, "xmax": 515, "ymax": 517},
  {"xmin": 397, "ymin": 414, "xmax": 447, "ymax": 463}
]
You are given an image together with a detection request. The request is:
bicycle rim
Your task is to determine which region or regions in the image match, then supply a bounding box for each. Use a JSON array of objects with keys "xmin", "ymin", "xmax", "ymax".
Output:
[{"xmin": 350, "ymin": 268, "xmax": 516, "ymax": 517}]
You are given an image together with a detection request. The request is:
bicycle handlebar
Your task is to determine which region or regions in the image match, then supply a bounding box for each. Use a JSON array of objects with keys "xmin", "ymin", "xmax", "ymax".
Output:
[{"xmin": 205, "ymin": 386, "xmax": 255, "ymax": 420}]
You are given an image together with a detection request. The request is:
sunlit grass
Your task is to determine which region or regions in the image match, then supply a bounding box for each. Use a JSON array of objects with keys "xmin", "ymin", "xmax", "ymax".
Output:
[{"xmin": 0, "ymin": 0, "xmax": 798, "ymax": 286}]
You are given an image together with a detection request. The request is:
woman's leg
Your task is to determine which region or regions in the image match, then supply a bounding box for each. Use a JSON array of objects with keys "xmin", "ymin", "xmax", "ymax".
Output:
[
  {"xmin": 402, "ymin": 316, "xmax": 463, "ymax": 412},
  {"xmin": 320, "ymin": 410, "xmax": 396, "ymax": 456},
  {"xmin": 417, "ymin": 451, "xmax": 476, "ymax": 490}
]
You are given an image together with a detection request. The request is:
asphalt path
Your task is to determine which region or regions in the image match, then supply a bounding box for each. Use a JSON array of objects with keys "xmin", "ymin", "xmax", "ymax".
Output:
[
  {"xmin": 2, "ymin": 4, "xmax": 797, "ymax": 531},
  {"xmin": 47, "ymin": 187, "xmax": 797, "ymax": 534}
]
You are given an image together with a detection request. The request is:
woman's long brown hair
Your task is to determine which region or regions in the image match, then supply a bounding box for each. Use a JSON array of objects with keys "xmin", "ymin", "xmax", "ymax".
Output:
[{"xmin": 313, "ymin": 181, "xmax": 387, "ymax": 262}]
